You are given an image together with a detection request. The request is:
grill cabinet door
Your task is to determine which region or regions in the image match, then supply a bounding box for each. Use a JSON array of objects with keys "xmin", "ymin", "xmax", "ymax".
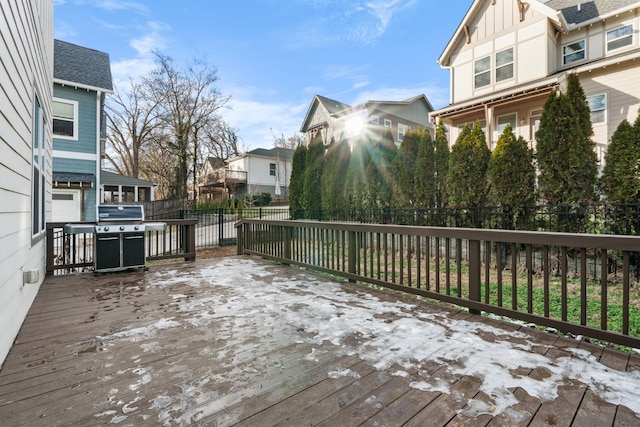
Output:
[
  {"xmin": 95, "ymin": 233, "xmax": 121, "ymax": 271},
  {"xmin": 122, "ymin": 232, "xmax": 145, "ymax": 268}
]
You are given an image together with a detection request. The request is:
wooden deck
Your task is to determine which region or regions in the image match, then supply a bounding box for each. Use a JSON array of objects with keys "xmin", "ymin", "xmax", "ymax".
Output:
[{"xmin": 1, "ymin": 256, "xmax": 639, "ymax": 426}]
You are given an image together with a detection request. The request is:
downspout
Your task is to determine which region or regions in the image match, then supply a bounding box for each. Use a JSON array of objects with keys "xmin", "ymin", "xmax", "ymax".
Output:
[{"xmin": 96, "ymin": 91, "xmax": 102, "ymax": 213}]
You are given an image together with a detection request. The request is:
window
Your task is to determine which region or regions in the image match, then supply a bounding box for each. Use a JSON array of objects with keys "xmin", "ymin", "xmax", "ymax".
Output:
[
  {"xmin": 474, "ymin": 56, "xmax": 491, "ymax": 88},
  {"xmin": 497, "ymin": 114, "xmax": 516, "ymax": 133},
  {"xmin": 384, "ymin": 119, "xmax": 392, "ymax": 128},
  {"xmin": 33, "ymin": 96, "xmax": 46, "ymax": 236},
  {"xmin": 587, "ymin": 94, "xmax": 606, "ymax": 123},
  {"xmin": 495, "ymin": 48, "xmax": 514, "ymax": 82},
  {"xmin": 607, "ymin": 25, "xmax": 633, "ymax": 51},
  {"xmin": 269, "ymin": 163, "xmax": 276, "ymax": 176},
  {"xmin": 371, "ymin": 115, "xmax": 379, "ymax": 124},
  {"xmin": 52, "ymin": 98, "xmax": 78, "ymax": 139},
  {"xmin": 398, "ymin": 124, "xmax": 408, "ymax": 142},
  {"xmin": 563, "ymin": 39, "xmax": 585, "ymax": 64}
]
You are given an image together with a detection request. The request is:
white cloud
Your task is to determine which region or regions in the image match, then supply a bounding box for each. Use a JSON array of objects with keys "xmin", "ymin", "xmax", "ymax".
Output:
[
  {"xmin": 223, "ymin": 91, "xmax": 308, "ymax": 150},
  {"xmin": 284, "ymin": 0, "xmax": 415, "ymax": 48},
  {"xmin": 93, "ymin": 0, "xmax": 149, "ymax": 13}
]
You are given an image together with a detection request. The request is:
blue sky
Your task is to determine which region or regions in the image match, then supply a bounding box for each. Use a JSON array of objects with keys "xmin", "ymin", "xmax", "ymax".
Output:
[{"xmin": 54, "ymin": 0, "xmax": 470, "ymax": 150}]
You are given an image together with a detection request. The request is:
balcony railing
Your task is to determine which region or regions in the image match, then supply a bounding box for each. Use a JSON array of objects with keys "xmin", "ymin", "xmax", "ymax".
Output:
[{"xmin": 236, "ymin": 219, "xmax": 640, "ymax": 349}]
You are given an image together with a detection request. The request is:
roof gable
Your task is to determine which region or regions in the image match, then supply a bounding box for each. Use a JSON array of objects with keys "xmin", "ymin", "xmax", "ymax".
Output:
[
  {"xmin": 54, "ymin": 39, "xmax": 113, "ymax": 91},
  {"xmin": 300, "ymin": 95, "xmax": 351, "ymax": 132},
  {"xmin": 438, "ymin": 0, "xmax": 560, "ymax": 67}
]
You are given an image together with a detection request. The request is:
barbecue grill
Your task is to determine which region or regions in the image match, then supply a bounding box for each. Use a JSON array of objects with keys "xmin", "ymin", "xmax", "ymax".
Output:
[{"xmin": 64, "ymin": 205, "xmax": 166, "ymax": 274}]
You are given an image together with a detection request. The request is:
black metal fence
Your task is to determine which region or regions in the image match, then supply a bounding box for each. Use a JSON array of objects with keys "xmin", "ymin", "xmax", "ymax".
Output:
[
  {"xmin": 290, "ymin": 203, "xmax": 640, "ymax": 235},
  {"xmin": 139, "ymin": 202, "xmax": 640, "ymax": 249}
]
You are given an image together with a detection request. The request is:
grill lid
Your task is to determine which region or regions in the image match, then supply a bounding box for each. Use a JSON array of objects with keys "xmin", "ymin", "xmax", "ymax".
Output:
[{"xmin": 97, "ymin": 205, "xmax": 144, "ymax": 222}]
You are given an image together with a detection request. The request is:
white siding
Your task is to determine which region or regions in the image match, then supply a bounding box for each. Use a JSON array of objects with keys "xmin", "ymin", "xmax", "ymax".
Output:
[{"xmin": 0, "ymin": 0, "xmax": 53, "ymax": 366}]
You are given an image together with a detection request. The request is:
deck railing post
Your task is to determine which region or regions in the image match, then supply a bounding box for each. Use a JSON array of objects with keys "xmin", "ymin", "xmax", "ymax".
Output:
[
  {"xmin": 236, "ymin": 222, "xmax": 244, "ymax": 255},
  {"xmin": 184, "ymin": 222, "xmax": 196, "ymax": 261},
  {"xmin": 283, "ymin": 226, "xmax": 291, "ymax": 263},
  {"xmin": 46, "ymin": 224, "xmax": 55, "ymax": 276},
  {"xmin": 348, "ymin": 230, "xmax": 356, "ymax": 282},
  {"xmin": 469, "ymin": 238, "xmax": 481, "ymax": 314}
]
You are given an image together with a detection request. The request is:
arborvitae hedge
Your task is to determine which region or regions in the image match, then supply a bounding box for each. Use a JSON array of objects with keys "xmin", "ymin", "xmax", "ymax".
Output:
[
  {"xmin": 288, "ymin": 143, "xmax": 306, "ymax": 215},
  {"xmin": 600, "ymin": 109, "xmax": 640, "ymax": 203},
  {"xmin": 447, "ymin": 121, "xmax": 490, "ymax": 210},
  {"xmin": 536, "ymin": 74, "xmax": 597, "ymax": 205},
  {"xmin": 487, "ymin": 124, "xmax": 535, "ymax": 228}
]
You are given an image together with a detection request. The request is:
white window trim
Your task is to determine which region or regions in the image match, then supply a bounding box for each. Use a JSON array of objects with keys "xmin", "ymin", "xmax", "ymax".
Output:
[
  {"xmin": 384, "ymin": 119, "xmax": 392, "ymax": 128},
  {"xmin": 32, "ymin": 96, "xmax": 47, "ymax": 237},
  {"xmin": 495, "ymin": 48, "xmax": 514, "ymax": 83},
  {"xmin": 53, "ymin": 97, "xmax": 79, "ymax": 141},
  {"xmin": 562, "ymin": 39, "xmax": 586, "ymax": 65},
  {"xmin": 606, "ymin": 24, "xmax": 633, "ymax": 52},
  {"xmin": 474, "ymin": 56, "xmax": 491, "ymax": 89},
  {"xmin": 587, "ymin": 93, "xmax": 607, "ymax": 124},
  {"xmin": 398, "ymin": 124, "xmax": 408, "ymax": 142},
  {"xmin": 269, "ymin": 162, "xmax": 276, "ymax": 176}
]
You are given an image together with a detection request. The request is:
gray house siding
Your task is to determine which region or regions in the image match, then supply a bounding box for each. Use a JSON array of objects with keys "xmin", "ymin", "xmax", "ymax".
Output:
[{"xmin": 0, "ymin": 0, "xmax": 54, "ymax": 367}]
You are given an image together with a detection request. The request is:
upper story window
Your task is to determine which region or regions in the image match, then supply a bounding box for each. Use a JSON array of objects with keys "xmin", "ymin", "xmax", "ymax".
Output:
[
  {"xmin": 587, "ymin": 94, "xmax": 606, "ymax": 123},
  {"xmin": 563, "ymin": 39, "xmax": 585, "ymax": 64},
  {"xmin": 384, "ymin": 119, "xmax": 392, "ymax": 128},
  {"xmin": 495, "ymin": 48, "xmax": 514, "ymax": 82},
  {"xmin": 269, "ymin": 163, "xmax": 276, "ymax": 176},
  {"xmin": 33, "ymin": 96, "xmax": 46, "ymax": 236},
  {"xmin": 52, "ymin": 98, "xmax": 78, "ymax": 140},
  {"xmin": 398, "ymin": 124, "xmax": 408, "ymax": 142},
  {"xmin": 474, "ymin": 56, "xmax": 491, "ymax": 88},
  {"xmin": 607, "ymin": 25, "xmax": 633, "ymax": 51},
  {"xmin": 371, "ymin": 115, "xmax": 379, "ymax": 124}
]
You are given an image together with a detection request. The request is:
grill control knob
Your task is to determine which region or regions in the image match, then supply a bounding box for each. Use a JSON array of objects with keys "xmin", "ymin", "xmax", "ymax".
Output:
[
  {"xmin": 134, "ymin": 225, "xmax": 139, "ymax": 230},
  {"xmin": 120, "ymin": 226, "xmax": 125, "ymax": 231},
  {"xmin": 104, "ymin": 226, "xmax": 109, "ymax": 232}
]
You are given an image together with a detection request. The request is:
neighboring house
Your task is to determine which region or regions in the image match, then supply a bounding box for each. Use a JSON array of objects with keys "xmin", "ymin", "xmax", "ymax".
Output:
[
  {"xmin": 199, "ymin": 148, "xmax": 294, "ymax": 202},
  {"xmin": 430, "ymin": 0, "xmax": 640, "ymax": 164},
  {"xmin": 0, "ymin": 0, "xmax": 54, "ymax": 366},
  {"xmin": 300, "ymin": 94, "xmax": 434, "ymax": 146},
  {"xmin": 52, "ymin": 39, "xmax": 113, "ymax": 222}
]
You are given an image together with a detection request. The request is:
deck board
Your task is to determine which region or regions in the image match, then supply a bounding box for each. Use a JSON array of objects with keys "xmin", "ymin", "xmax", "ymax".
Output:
[{"xmin": 1, "ymin": 256, "xmax": 639, "ymax": 426}]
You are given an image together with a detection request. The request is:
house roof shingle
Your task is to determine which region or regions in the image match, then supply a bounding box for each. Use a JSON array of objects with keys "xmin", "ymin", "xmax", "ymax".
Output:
[
  {"xmin": 54, "ymin": 39, "xmax": 113, "ymax": 91},
  {"xmin": 246, "ymin": 147, "xmax": 294, "ymax": 161},
  {"xmin": 545, "ymin": 0, "xmax": 639, "ymax": 25}
]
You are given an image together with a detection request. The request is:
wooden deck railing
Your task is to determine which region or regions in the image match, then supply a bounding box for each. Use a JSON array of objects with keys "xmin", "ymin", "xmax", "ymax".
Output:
[
  {"xmin": 236, "ymin": 219, "xmax": 640, "ymax": 348},
  {"xmin": 45, "ymin": 219, "xmax": 197, "ymax": 276}
]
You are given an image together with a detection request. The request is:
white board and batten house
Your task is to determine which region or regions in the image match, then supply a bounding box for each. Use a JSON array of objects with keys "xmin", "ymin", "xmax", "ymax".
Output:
[
  {"xmin": 430, "ymin": 0, "xmax": 640, "ymax": 164},
  {"xmin": 0, "ymin": 0, "xmax": 54, "ymax": 366}
]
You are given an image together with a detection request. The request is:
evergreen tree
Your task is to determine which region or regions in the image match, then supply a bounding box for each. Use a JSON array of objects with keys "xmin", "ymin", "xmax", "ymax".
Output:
[
  {"xmin": 433, "ymin": 121, "xmax": 450, "ymax": 209},
  {"xmin": 600, "ymin": 109, "xmax": 640, "ymax": 203},
  {"xmin": 321, "ymin": 139, "xmax": 350, "ymax": 210},
  {"xmin": 412, "ymin": 128, "xmax": 435, "ymax": 208},
  {"xmin": 302, "ymin": 135, "xmax": 325, "ymax": 215},
  {"xmin": 487, "ymin": 124, "xmax": 536, "ymax": 228},
  {"xmin": 447, "ymin": 121, "xmax": 490, "ymax": 215},
  {"xmin": 288, "ymin": 143, "xmax": 307, "ymax": 218},
  {"xmin": 395, "ymin": 129, "xmax": 421, "ymax": 206},
  {"xmin": 536, "ymin": 74, "xmax": 597, "ymax": 205},
  {"xmin": 363, "ymin": 130, "xmax": 397, "ymax": 208}
]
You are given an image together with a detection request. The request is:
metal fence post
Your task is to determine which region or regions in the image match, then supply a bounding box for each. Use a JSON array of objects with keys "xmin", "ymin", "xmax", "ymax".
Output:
[{"xmin": 218, "ymin": 207, "xmax": 224, "ymax": 246}]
